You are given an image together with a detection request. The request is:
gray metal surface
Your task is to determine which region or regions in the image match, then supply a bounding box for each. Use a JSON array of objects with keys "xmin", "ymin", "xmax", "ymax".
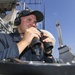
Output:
[{"xmin": 0, "ymin": 61, "xmax": 75, "ymax": 75}]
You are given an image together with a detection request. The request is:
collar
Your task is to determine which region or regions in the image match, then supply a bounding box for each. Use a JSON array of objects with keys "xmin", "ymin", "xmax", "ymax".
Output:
[{"xmin": 12, "ymin": 30, "xmax": 22, "ymax": 42}]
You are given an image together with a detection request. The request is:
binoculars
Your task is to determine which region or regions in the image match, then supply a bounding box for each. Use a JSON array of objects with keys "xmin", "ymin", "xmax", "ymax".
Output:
[{"xmin": 30, "ymin": 31, "xmax": 54, "ymax": 56}]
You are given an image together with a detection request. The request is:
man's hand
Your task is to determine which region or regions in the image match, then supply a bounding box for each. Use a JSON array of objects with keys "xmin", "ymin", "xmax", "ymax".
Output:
[{"xmin": 17, "ymin": 27, "xmax": 41, "ymax": 54}]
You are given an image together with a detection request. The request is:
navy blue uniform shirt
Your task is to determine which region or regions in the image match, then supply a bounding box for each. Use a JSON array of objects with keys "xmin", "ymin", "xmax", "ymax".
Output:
[{"xmin": 0, "ymin": 30, "xmax": 54, "ymax": 63}]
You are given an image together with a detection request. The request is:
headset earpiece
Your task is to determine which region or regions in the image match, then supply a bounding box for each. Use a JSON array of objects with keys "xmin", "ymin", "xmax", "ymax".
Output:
[
  {"xmin": 14, "ymin": 12, "xmax": 21, "ymax": 26},
  {"xmin": 14, "ymin": 17, "xmax": 21, "ymax": 26}
]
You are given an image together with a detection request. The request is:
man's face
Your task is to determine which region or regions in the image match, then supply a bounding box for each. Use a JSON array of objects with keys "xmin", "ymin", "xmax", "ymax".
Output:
[{"xmin": 18, "ymin": 14, "xmax": 37, "ymax": 33}]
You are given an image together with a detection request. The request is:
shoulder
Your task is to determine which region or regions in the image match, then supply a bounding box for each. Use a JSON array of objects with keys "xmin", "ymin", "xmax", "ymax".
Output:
[
  {"xmin": 0, "ymin": 33, "xmax": 12, "ymax": 40},
  {"xmin": 0, "ymin": 33, "xmax": 7, "ymax": 38}
]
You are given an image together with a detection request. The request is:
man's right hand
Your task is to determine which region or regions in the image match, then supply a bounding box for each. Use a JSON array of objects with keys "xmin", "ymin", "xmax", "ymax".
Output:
[{"xmin": 17, "ymin": 27, "xmax": 41, "ymax": 54}]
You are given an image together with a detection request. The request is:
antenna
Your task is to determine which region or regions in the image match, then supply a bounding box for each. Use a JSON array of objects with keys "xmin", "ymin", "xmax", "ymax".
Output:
[
  {"xmin": 42, "ymin": 3, "xmax": 45, "ymax": 29},
  {"xmin": 25, "ymin": 3, "xmax": 29, "ymax": 10},
  {"xmin": 56, "ymin": 20, "xmax": 63, "ymax": 47}
]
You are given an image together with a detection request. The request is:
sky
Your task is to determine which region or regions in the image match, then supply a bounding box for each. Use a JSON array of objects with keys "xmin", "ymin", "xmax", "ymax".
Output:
[
  {"xmin": 42, "ymin": 0, "xmax": 75, "ymax": 58},
  {"xmin": 20, "ymin": 0, "xmax": 75, "ymax": 58}
]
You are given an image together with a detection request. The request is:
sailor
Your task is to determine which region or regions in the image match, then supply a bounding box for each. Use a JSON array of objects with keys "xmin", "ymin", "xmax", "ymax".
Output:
[{"xmin": 0, "ymin": 9, "xmax": 55, "ymax": 63}]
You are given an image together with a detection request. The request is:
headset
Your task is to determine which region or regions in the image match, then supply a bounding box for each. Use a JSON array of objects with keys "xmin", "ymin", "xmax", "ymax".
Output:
[
  {"xmin": 14, "ymin": 9, "xmax": 32, "ymax": 25},
  {"xmin": 14, "ymin": 11, "xmax": 23, "ymax": 26}
]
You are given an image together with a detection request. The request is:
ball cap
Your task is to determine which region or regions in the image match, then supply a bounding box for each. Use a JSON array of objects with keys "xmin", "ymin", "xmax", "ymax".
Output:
[{"xmin": 18, "ymin": 9, "xmax": 44, "ymax": 22}]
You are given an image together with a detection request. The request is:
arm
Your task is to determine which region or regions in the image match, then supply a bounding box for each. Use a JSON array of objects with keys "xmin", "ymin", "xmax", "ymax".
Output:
[
  {"xmin": 17, "ymin": 27, "xmax": 41, "ymax": 54},
  {"xmin": 0, "ymin": 27, "xmax": 41, "ymax": 60}
]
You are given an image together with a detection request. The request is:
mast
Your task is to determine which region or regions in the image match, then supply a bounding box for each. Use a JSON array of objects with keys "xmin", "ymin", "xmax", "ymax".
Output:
[
  {"xmin": 56, "ymin": 20, "xmax": 75, "ymax": 63},
  {"xmin": 56, "ymin": 20, "xmax": 63, "ymax": 47}
]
